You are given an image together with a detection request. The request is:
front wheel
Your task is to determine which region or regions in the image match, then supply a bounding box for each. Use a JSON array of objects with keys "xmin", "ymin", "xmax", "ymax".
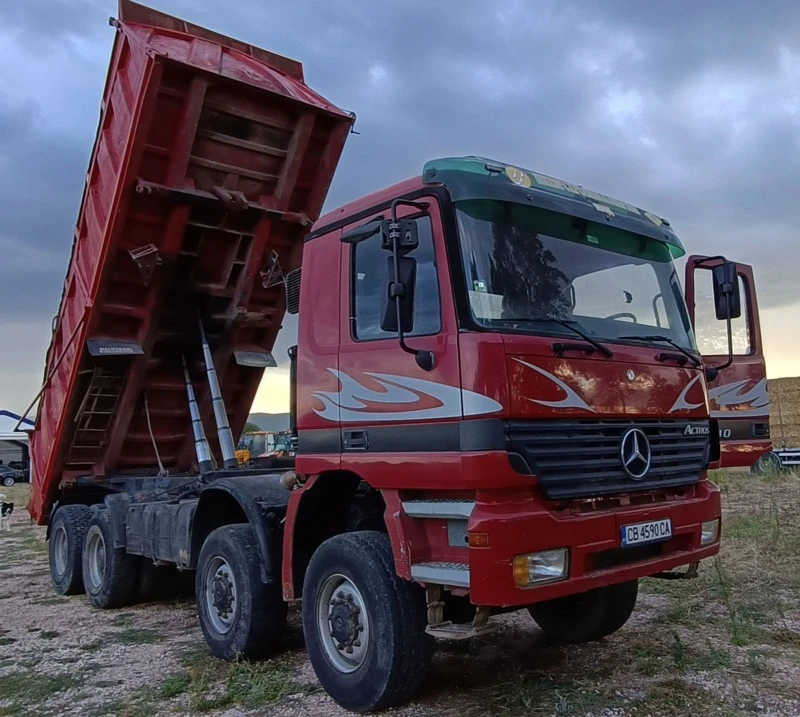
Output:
[
  {"xmin": 302, "ymin": 531, "xmax": 432, "ymax": 713},
  {"xmin": 195, "ymin": 525, "xmax": 286, "ymax": 660},
  {"xmin": 528, "ymin": 580, "xmax": 639, "ymax": 644},
  {"xmin": 2, "ymin": 476, "xmax": 14, "ymax": 487}
]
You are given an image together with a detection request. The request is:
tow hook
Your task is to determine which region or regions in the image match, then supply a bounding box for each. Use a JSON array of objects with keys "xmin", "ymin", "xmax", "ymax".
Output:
[{"xmin": 651, "ymin": 562, "xmax": 700, "ymax": 580}]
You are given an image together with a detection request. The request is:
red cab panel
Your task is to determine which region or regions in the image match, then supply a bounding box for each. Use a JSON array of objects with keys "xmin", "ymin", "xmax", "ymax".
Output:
[
  {"xmin": 500, "ymin": 335, "xmax": 707, "ymax": 419},
  {"xmin": 685, "ymin": 256, "xmax": 770, "ymax": 467}
]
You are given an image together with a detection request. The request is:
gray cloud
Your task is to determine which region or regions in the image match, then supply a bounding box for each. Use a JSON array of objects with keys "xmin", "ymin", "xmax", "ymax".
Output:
[{"xmin": 0, "ymin": 0, "xmax": 798, "ymax": 408}]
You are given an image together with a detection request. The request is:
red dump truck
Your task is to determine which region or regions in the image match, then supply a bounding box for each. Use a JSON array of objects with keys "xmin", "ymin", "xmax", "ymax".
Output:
[{"xmin": 27, "ymin": 2, "xmax": 769, "ymax": 712}]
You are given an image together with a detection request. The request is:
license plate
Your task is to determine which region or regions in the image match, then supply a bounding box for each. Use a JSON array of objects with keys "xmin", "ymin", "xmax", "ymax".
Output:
[{"xmin": 621, "ymin": 518, "xmax": 672, "ymax": 547}]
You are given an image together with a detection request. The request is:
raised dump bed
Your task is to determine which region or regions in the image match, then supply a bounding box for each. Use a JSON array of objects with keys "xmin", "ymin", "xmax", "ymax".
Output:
[{"xmin": 28, "ymin": 0, "xmax": 352, "ymax": 523}]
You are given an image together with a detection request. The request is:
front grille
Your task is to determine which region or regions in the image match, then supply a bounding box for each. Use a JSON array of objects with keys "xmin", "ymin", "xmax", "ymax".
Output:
[{"xmin": 506, "ymin": 419, "xmax": 709, "ymax": 500}]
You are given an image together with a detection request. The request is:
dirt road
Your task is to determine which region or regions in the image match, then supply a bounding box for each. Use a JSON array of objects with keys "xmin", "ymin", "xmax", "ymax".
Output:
[{"xmin": 2, "ymin": 472, "xmax": 800, "ymax": 716}]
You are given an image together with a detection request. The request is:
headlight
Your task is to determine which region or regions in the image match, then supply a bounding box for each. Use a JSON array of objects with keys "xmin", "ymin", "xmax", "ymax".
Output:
[
  {"xmin": 701, "ymin": 519, "xmax": 720, "ymax": 546},
  {"xmin": 512, "ymin": 548, "xmax": 569, "ymax": 587}
]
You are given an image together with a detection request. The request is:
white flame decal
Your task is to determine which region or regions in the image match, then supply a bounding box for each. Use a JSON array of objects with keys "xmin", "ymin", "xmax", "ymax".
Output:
[
  {"xmin": 311, "ymin": 369, "xmax": 502, "ymax": 423},
  {"xmin": 668, "ymin": 375, "xmax": 704, "ymax": 412},
  {"xmin": 709, "ymin": 378, "xmax": 769, "ymax": 418},
  {"xmin": 514, "ymin": 359, "xmax": 595, "ymax": 412},
  {"xmin": 669, "ymin": 376, "xmax": 769, "ymax": 417}
]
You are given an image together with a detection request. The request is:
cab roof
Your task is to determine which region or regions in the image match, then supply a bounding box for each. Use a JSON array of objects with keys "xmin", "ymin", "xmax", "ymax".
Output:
[{"xmin": 313, "ymin": 156, "xmax": 683, "ymax": 256}]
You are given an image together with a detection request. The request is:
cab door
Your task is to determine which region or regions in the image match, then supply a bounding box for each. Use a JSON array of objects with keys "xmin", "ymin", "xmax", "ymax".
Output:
[
  {"xmin": 685, "ymin": 256, "xmax": 770, "ymax": 467},
  {"xmin": 336, "ymin": 196, "xmax": 464, "ymax": 486}
]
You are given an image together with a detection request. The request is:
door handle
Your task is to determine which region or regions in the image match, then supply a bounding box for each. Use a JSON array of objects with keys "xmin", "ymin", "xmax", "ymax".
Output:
[{"xmin": 343, "ymin": 429, "xmax": 369, "ymax": 451}]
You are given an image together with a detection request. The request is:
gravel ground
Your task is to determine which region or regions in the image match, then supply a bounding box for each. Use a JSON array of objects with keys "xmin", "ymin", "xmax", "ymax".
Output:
[{"xmin": 2, "ymin": 472, "xmax": 800, "ymax": 716}]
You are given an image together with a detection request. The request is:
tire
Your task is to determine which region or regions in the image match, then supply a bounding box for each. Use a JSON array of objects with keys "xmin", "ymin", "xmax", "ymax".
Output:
[
  {"xmin": 528, "ymin": 580, "xmax": 639, "ymax": 644},
  {"xmin": 48, "ymin": 505, "xmax": 91, "ymax": 595},
  {"xmin": 302, "ymin": 531, "xmax": 432, "ymax": 713},
  {"xmin": 196, "ymin": 525, "xmax": 287, "ymax": 660},
  {"xmin": 751, "ymin": 452, "xmax": 782, "ymax": 475},
  {"xmin": 2, "ymin": 476, "xmax": 14, "ymax": 487},
  {"xmin": 82, "ymin": 510, "xmax": 140, "ymax": 609}
]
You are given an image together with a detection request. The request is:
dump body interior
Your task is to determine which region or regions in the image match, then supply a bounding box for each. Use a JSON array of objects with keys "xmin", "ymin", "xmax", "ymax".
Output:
[{"xmin": 28, "ymin": 0, "xmax": 352, "ymax": 523}]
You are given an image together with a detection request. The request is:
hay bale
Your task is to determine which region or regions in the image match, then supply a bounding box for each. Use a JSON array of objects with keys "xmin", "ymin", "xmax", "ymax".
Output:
[{"xmin": 769, "ymin": 376, "xmax": 800, "ymax": 447}]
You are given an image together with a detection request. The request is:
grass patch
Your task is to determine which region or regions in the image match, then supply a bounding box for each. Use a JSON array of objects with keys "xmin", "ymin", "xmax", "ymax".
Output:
[
  {"xmin": 747, "ymin": 651, "xmax": 771, "ymax": 675},
  {"xmin": 39, "ymin": 630, "xmax": 59, "ymax": 640},
  {"xmin": 32, "ymin": 595, "xmax": 70, "ymax": 606},
  {"xmin": 107, "ymin": 651, "xmax": 305, "ymax": 716},
  {"xmin": 159, "ymin": 673, "xmax": 191, "ymax": 698},
  {"xmin": 0, "ymin": 672, "xmax": 79, "ymax": 712},
  {"xmin": 108, "ymin": 628, "xmax": 162, "ymax": 646},
  {"xmin": 175, "ymin": 649, "xmax": 306, "ymax": 712},
  {"xmin": 0, "ymin": 636, "xmax": 16, "ymax": 646},
  {"xmin": 724, "ymin": 512, "xmax": 782, "ymax": 542},
  {"xmin": 111, "ymin": 613, "xmax": 136, "ymax": 628},
  {"xmin": 494, "ymin": 671, "xmax": 616, "ymax": 716},
  {"xmin": 631, "ymin": 643, "xmax": 666, "ymax": 677},
  {"xmin": 18, "ymin": 534, "xmax": 47, "ymax": 555},
  {"xmin": 642, "ymin": 678, "xmax": 738, "ymax": 713}
]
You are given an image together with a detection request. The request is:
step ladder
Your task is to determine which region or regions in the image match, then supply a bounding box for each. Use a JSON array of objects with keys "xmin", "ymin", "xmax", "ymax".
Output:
[{"xmin": 66, "ymin": 369, "xmax": 125, "ymax": 466}]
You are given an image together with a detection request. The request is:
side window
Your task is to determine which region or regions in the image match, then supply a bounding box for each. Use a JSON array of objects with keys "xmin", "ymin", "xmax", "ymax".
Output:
[
  {"xmin": 693, "ymin": 270, "xmax": 751, "ymax": 355},
  {"xmin": 352, "ymin": 216, "xmax": 441, "ymax": 340}
]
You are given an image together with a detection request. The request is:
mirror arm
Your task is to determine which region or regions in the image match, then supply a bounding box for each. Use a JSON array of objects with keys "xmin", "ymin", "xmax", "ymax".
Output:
[{"xmin": 389, "ymin": 199, "xmax": 435, "ymax": 371}]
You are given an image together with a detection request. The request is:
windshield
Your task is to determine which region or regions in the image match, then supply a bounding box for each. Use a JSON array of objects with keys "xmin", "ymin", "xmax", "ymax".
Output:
[{"xmin": 456, "ymin": 199, "xmax": 697, "ymax": 351}]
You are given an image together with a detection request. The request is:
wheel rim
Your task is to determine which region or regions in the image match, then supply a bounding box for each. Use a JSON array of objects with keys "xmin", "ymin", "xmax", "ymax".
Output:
[
  {"xmin": 3, "ymin": 477, "xmax": 12, "ymax": 487},
  {"xmin": 316, "ymin": 573, "xmax": 370, "ymax": 674},
  {"xmin": 86, "ymin": 527, "xmax": 106, "ymax": 590},
  {"xmin": 53, "ymin": 525, "xmax": 68, "ymax": 577},
  {"xmin": 204, "ymin": 556, "xmax": 238, "ymax": 634}
]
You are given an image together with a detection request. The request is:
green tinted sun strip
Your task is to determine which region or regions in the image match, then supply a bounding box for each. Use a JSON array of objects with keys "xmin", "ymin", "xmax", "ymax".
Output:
[
  {"xmin": 456, "ymin": 199, "xmax": 674, "ymax": 263},
  {"xmin": 423, "ymin": 156, "xmax": 685, "ymax": 258}
]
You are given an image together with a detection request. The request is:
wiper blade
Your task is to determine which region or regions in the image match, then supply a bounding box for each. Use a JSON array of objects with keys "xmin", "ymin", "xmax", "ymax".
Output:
[
  {"xmin": 619, "ymin": 334, "xmax": 701, "ymax": 367},
  {"xmin": 496, "ymin": 317, "xmax": 614, "ymax": 357},
  {"xmin": 544, "ymin": 319, "xmax": 614, "ymax": 357}
]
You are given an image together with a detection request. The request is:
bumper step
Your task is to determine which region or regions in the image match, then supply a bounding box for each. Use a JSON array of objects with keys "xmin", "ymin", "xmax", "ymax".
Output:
[
  {"xmin": 402, "ymin": 499, "xmax": 475, "ymax": 520},
  {"xmin": 410, "ymin": 561, "xmax": 470, "ymax": 588}
]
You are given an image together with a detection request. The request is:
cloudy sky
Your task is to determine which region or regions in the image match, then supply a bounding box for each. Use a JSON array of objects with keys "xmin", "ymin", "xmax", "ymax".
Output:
[{"xmin": 1, "ymin": 0, "xmax": 798, "ymax": 416}]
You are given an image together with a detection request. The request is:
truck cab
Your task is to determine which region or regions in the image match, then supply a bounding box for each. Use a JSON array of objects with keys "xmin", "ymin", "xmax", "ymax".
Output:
[{"xmin": 280, "ymin": 157, "xmax": 764, "ymax": 708}]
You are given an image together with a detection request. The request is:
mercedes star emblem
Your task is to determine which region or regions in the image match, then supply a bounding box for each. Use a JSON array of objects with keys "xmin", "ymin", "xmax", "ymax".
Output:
[
  {"xmin": 626, "ymin": 369, "xmax": 636, "ymax": 381},
  {"xmin": 620, "ymin": 427, "xmax": 651, "ymax": 480}
]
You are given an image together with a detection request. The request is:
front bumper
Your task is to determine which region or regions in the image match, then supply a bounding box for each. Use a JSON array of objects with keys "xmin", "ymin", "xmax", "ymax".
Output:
[{"xmin": 468, "ymin": 479, "xmax": 721, "ymax": 607}]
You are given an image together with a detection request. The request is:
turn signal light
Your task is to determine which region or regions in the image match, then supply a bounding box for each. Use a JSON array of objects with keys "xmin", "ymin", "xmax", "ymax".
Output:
[{"xmin": 468, "ymin": 532, "xmax": 490, "ymax": 548}]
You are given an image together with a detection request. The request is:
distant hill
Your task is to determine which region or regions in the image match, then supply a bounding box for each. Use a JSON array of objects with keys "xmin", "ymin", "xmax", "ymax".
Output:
[{"xmin": 247, "ymin": 413, "xmax": 290, "ymax": 432}]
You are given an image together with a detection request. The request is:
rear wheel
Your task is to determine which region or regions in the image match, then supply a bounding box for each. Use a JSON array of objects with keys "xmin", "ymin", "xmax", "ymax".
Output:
[
  {"xmin": 302, "ymin": 531, "xmax": 432, "ymax": 713},
  {"xmin": 196, "ymin": 525, "xmax": 286, "ymax": 660},
  {"xmin": 528, "ymin": 580, "xmax": 639, "ymax": 644},
  {"xmin": 751, "ymin": 452, "xmax": 782, "ymax": 475},
  {"xmin": 2, "ymin": 475, "xmax": 14, "ymax": 487},
  {"xmin": 49, "ymin": 505, "xmax": 91, "ymax": 595},
  {"xmin": 82, "ymin": 510, "xmax": 140, "ymax": 609}
]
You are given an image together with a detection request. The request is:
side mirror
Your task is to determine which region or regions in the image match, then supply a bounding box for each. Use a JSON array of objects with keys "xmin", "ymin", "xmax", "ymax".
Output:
[
  {"xmin": 711, "ymin": 261, "xmax": 742, "ymax": 320},
  {"xmin": 380, "ymin": 256, "xmax": 416, "ymax": 333}
]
